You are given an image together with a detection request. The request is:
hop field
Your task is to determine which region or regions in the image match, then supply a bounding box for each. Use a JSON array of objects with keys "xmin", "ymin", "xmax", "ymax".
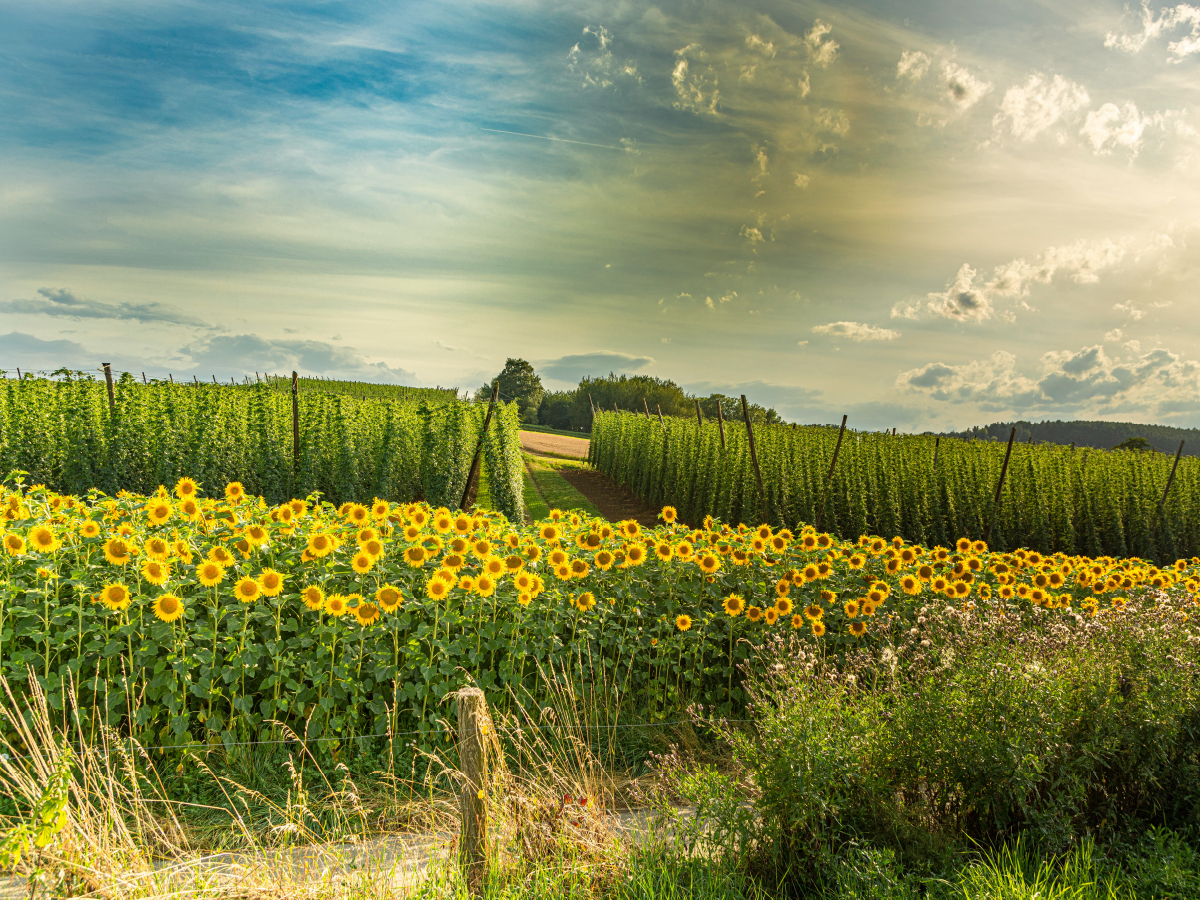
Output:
[{"xmin": 1, "ymin": 478, "xmax": 1194, "ymax": 764}]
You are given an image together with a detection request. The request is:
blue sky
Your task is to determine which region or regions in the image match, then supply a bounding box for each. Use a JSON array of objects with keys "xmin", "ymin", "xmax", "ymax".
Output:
[{"xmin": 2, "ymin": 0, "xmax": 1199, "ymax": 429}]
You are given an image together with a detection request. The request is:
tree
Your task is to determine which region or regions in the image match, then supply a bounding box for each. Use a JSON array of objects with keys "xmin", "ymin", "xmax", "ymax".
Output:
[
  {"xmin": 477, "ymin": 359, "xmax": 544, "ymax": 423},
  {"xmin": 537, "ymin": 391, "xmax": 577, "ymax": 431},
  {"xmin": 696, "ymin": 393, "xmax": 782, "ymax": 426},
  {"xmin": 1113, "ymin": 436, "xmax": 1153, "ymax": 452}
]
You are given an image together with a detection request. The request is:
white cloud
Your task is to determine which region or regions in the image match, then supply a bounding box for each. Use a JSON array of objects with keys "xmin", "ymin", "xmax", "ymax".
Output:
[
  {"xmin": 1081, "ymin": 102, "xmax": 1152, "ymax": 156},
  {"xmin": 745, "ymin": 34, "xmax": 775, "ymax": 57},
  {"xmin": 924, "ymin": 238, "xmax": 1127, "ymax": 322},
  {"xmin": 1105, "ymin": 2, "xmax": 1200, "ymax": 59},
  {"xmin": 540, "ymin": 351, "xmax": 653, "ymax": 382},
  {"xmin": 993, "ymin": 73, "xmax": 1090, "ymax": 141},
  {"xmin": 671, "ymin": 44, "xmax": 719, "ymax": 115},
  {"xmin": 1105, "ymin": 328, "xmax": 1124, "ymax": 341},
  {"xmin": 797, "ymin": 70, "xmax": 811, "ymax": 97},
  {"xmin": 898, "ymin": 343, "xmax": 1200, "ymax": 416},
  {"xmin": 815, "ymin": 108, "xmax": 850, "ymax": 136},
  {"xmin": 0, "ymin": 287, "xmax": 208, "ymax": 327},
  {"xmin": 793, "ymin": 173, "xmax": 811, "ymax": 188},
  {"xmin": 942, "ymin": 61, "xmax": 992, "ymax": 110},
  {"xmin": 740, "ymin": 225, "xmax": 764, "ymax": 246},
  {"xmin": 804, "ymin": 21, "xmax": 839, "ymax": 68},
  {"xmin": 812, "ymin": 321, "xmax": 900, "ymax": 341},
  {"xmin": 1114, "ymin": 301, "xmax": 1147, "ymax": 320},
  {"xmin": 897, "ymin": 50, "xmax": 931, "ymax": 81},
  {"xmin": 567, "ymin": 25, "xmax": 640, "ymax": 89}
]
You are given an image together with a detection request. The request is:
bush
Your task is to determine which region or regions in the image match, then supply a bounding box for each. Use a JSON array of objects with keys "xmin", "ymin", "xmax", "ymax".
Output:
[{"xmin": 676, "ymin": 594, "xmax": 1200, "ymax": 888}]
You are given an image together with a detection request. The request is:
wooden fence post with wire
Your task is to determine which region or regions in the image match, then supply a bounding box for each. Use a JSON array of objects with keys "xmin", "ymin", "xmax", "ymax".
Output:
[
  {"xmin": 102, "ymin": 362, "xmax": 115, "ymax": 411},
  {"xmin": 741, "ymin": 395, "xmax": 767, "ymax": 525},
  {"xmin": 457, "ymin": 686, "xmax": 492, "ymax": 890}
]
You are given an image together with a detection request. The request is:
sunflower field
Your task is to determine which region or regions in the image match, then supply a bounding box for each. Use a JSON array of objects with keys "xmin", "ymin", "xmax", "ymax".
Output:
[
  {"xmin": 0, "ymin": 477, "xmax": 1194, "ymax": 760},
  {"xmin": 0, "ymin": 373, "xmax": 522, "ymax": 520},
  {"xmin": 590, "ymin": 410, "xmax": 1200, "ymax": 563}
]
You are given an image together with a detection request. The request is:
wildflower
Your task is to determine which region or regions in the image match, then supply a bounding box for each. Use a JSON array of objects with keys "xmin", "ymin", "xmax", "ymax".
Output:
[{"xmin": 675, "ymin": 614, "xmax": 692, "ymax": 631}]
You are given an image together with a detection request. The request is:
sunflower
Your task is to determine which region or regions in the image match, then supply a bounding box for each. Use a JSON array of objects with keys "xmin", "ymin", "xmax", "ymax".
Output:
[
  {"xmin": 931, "ymin": 576, "xmax": 949, "ymax": 594},
  {"xmin": 351, "ymin": 552, "xmax": 375, "ymax": 574},
  {"xmin": 426, "ymin": 578, "xmax": 450, "ymax": 600},
  {"xmin": 621, "ymin": 520, "xmax": 640, "ymax": 539},
  {"xmin": 141, "ymin": 559, "xmax": 170, "ymax": 586},
  {"xmin": 257, "ymin": 568, "xmax": 284, "ymax": 597},
  {"xmin": 654, "ymin": 542, "xmax": 673, "ymax": 562},
  {"xmin": 79, "ymin": 520, "xmax": 102, "ymax": 539},
  {"xmin": 484, "ymin": 555, "xmax": 506, "ymax": 577},
  {"xmin": 570, "ymin": 559, "xmax": 590, "ymax": 579},
  {"xmin": 804, "ymin": 604, "xmax": 823, "ymax": 621},
  {"xmin": 764, "ymin": 608, "xmax": 780, "ymax": 625},
  {"xmin": 404, "ymin": 524, "xmax": 423, "ymax": 541},
  {"xmin": 505, "ymin": 555, "xmax": 524, "ymax": 573},
  {"xmin": 518, "ymin": 592, "xmax": 533, "ymax": 606},
  {"xmin": 849, "ymin": 620, "xmax": 867, "ymax": 637},
  {"xmin": 458, "ymin": 575, "xmax": 477, "ymax": 592},
  {"xmin": 844, "ymin": 600, "xmax": 860, "ymax": 618},
  {"xmin": 194, "ymin": 561, "xmax": 223, "ymax": 587},
  {"xmin": 305, "ymin": 532, "xmax": 332, "ymax": 558},
  {"xmin": 141, "ymin": 537, "xmax": 168, "ymax": 561},
  {"xmin": 724, "ymin": 594, "xmax": 745, "ymax": 616},
  {"xmin": 453, "ymin": 514, "xmax": 473, "ymax": 534},
  {"xmin": 372, "ymin": 499, "xmax": 391, "ymax": 521},
  {"xmin": 848, "ymin": 554, "xmax": 866, "ymax": 570},
  {"xmin": 100, "ymin": 582, "xmax": 132, "ymax": 611},
  {"xmin": 325, "ymin": 594, "xmax": 349, "ymax": 616},
  {"xmin": 353, "ymin": 602, "xmax": 381, "ymax": 626},
  {"xmin": 746, "ymin": 606, "xmax": 764, "ymax": 622},
  {"xmin": 404, "ymin": 545, "xmax": 427, "ymax": 567},
  {"xmin": 153, "ymin": 593, "xmax": 185, "ymax": 623},
  {"xmin": 26, "ymin": 525, "xmax": 60, "ymax": 554},
  {"xmin": 442, "ymin": 553, "xmax": 466, "ymax": 572},
  {"xmin": 242, "ymin": 524, "xmax": 268, "ymax": 547},
  {"xmin": 233, "ymin": 576, "xmax": 260, "ymax": 603},
  {"xmin": 525, "ymin": 544, "xmax": 543, "ymax": 562},
  {"xmin": 811, "ymin": 620, "xmax": 827, "ymax": 636},
  {"xmin": 174, "ymin": 477, "xmax": 200, "ymax": 499},
  {"xmin": 676, "ymin": 614, "xmax": 692, "ymax": 631},
  {"xmin": 539, "ymin": 524, "xmax": 559, "ymax": 542},
  {"xmin": 302, "ymin": 585, "xmax": 326, "ymax": 611},
  {"xmin": 376, "ymin": 584, "xmax": 403, "ymax": 611},
  {"xmin": 475, "ymin": 574, "xmax": 496, "ymax": 597},
  {"xmin": 861, "ymin": 600, "xmax": 877, "ymax": 617},
  {"xmin": 102, "ymin": 537, "xmax": 133, "ymax": 565},
  {"xmin": 575, "ymin": 591, "xmax": 597, "ymax": 612},
  {"xmin": 145, "ymin": 499, "xmax": 173, "ymax": 527},
  {"xmin": 224, "ymin": 482, "xmax": 245, "ymax": 503},
  {"xmin": 554, "ymin": 564, "xmax": 572, "ymax": 581},
  {"xmin": 180, "ymin": 498, "xmax": 201, "ymax": 520},
  {"xmin": 409, "ymin": 507, "xmax": 429, "ymax": 527},
  {"xmin": 625, "ymin": 544, "xmax": 646, "ymax": 566},
  {"xmin": 580, "ymin": 532, "xmax": 602, "ymax": 551},
  {"xmin": 775, "ymin": 597, "xmax": 794, "ymax": 616},
  {"xmin": 433, "ymin": 512, "xmax": 453, "ymax": 533},
  {"xmin": 675, "ymin": 541, "xmax": 695, "ymax": 561}
]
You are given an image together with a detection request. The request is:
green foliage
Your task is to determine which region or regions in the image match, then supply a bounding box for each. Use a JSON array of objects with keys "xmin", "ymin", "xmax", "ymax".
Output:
[
  {"xmin": 677, "ymin": 600, "xmax": 1200, "ymax": 892},
  {"xmin": 0, "ymin": 375, "xmax": 523, "ymax": 520},
  {"xmin": 949, "ymin": 419, "xmax": 1200, "ymax": 457},
  {"xmin": 537, "ymin": 391, "xmax": 578, "ymax": 431},
  {"xmin": 1113, "ymin": 436, "xmax": 1153, "ymax": 452},
  {"xmin": 589, "ymin": 410, "xmax": 1200, "ymax": 562},
  {"xmin": 261, "ymin": 374, "xmax": 458, "ymax": 403},
  {"xmin": 478, "ymin": 359, "xmax": 544, "ymax": 424}
]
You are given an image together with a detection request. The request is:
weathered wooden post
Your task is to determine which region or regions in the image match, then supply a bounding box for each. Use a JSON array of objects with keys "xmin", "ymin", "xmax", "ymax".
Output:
[
  {"xmin": 741, "ymin": 395, "xmax": 767, "ymax": 524},
  {"xmin": 815, "ymin": 414, "xmax": 848, "ymax": 531},
  {"xmin": 457, "ymin": 687, "xmax": 490, "ymax": 889},
  {"xmin": 291, "ymin": 371, "xmax": 300, "ymax": 468},
  {"xmin": 985, "ymin": 427, "xmax": 1017, "ymax": 544},
  {"xmin": 716, "ymin": 400, "xmax": 726, "ymax": 450},
  {"xmin": 102, "ymin": 362, "xmax": 115, "ymax": 411}
]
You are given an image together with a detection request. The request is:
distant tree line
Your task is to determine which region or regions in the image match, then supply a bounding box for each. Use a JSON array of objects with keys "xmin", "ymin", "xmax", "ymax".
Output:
[
  {"xmin": 944, "ymin": 419, "xmax": 1200, "ymax": 456},
  {"xmin": 476, "ymin": 359, "xmax": 782, "ymax": 432}
]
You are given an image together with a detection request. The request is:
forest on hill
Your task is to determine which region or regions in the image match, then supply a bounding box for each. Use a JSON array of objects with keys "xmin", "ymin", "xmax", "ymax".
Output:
[{"xmin": 947, "ymin": 419, "xmax": 1200, "ymax": 456}]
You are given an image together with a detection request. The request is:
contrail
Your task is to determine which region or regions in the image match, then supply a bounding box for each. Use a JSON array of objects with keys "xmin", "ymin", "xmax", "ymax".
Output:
[{"xmin": 480, "ymin": 128, "xmax": 623, "ymax": 150}]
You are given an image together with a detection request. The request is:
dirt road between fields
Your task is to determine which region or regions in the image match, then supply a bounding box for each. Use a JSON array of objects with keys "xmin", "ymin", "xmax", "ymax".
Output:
[{"xmin": 519, "ymin": 430, "xmax": 589, "ymax": 459}]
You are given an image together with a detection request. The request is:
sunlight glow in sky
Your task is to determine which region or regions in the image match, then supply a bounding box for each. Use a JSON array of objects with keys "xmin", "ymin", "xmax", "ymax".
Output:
[{"xmin": 2, "ymin": 0, "xmax": 1199, "ymax": 429}]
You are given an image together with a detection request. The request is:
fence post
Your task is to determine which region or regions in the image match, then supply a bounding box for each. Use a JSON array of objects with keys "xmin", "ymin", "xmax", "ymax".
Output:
[
  {"xmin": 168, "ymin": 374, "xmax": 173, "ymax": 383},
  {"xmin": 741, "ymin": 395, "xmax": 768, "ymax": 524},
  {"xmin": 141, "ymin": 372, "xmax": 147, "ymax": 384},
  {"xmin": 716, "ymin": 401, "xmax": 726, "ymax": 450},
  {"xmin": 933, "ymin": 435, "xmax": 940, "ymax": 468},
  {"xmin": 656, "ymin": 403, "xmax": 665, "ymax": 427},
  {"xmin": 291, "ymin": 371, "xmax": 300, "ymax": 469},
  {"xmin": 642, "ymin": 398, "xmax": 651, "ymax": 419},
  {"xmin": 212, "ymin": 375, "xmax": 217, "ymax": 385},
  {"xmin": 457, "ymin": 686, "xmax": 491, "ymax": 889},
  {"xmin": 461, "ymin": 383, "xmax": 499, "ymax": 510},
  {"xmin": 1154, "ymin": 440, "xmax": 1185, "ymax": 531},
  {"xmin": 985, "ymin": 427, "xmax": 1017, "ymax": 544},
  {"xmin": 695, "ymin": 399, "xmax": 703, "ymax": 427},
  {"xmin": 815, "ymin": 415, "xmax": 848, "ymax": 531},
  {"xmin": 102, "ymin": 363, "xmax": 115, "ymax": 411}
]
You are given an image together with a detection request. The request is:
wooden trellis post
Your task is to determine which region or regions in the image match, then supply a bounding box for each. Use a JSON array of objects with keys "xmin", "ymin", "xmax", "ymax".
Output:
[
  {"xmin": 102, "ymin": 363, "xmax": 115, "ymax": 411},
  {"xmin": 985, "ymin": 427, "xmax": 1017, "ymax": 544},
  {"xmin": 457, "ymin": 687, "xmax": 491, "ymax": 889},
  {"xmin": 716, "ymin": 401, "xmax": 726, "ymax": 450},
  {"xmin": 741, "ymin": 395, "xmax": 767, "ymax": 524},
  {"xmin": 291, "ymin": 371, "xmax": 300, "ymax": 468},
  {"xmin": 815, "ymin": 415, "xmax": 848, "ymax": 531}
]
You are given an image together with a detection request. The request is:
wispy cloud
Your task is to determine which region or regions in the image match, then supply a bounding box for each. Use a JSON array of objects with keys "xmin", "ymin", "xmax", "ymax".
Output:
[
  {"xmin": 812, "ymin": 321, "xmax": 899, "ymax": 341},
  {"xmin": 0, "ymin": 288, "xmax": 208, "ymax": 326}
]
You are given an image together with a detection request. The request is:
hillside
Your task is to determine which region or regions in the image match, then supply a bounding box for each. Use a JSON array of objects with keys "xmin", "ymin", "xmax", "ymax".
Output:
[{"xmin": 945, "ymin": 419, "xmax": 1200, "ymax": 456}]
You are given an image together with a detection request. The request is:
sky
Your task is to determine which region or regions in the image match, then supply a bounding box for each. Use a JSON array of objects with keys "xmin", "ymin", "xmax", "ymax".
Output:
[{"xmin": 2, "ymin": 0, "xmax": 1199, "ymax": 430}]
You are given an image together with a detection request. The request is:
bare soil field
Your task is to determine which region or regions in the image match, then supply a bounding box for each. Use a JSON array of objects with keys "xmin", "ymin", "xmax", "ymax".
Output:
[{"xmin": 518, "ymin": 430, "xmax": 589, "ymax": 459}]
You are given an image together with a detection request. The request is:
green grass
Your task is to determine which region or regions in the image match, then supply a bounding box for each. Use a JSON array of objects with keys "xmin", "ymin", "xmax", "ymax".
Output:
[
  {"xmin": 522, "ymin": 466, "xmax": 550, "ymax": 522},
  {"xmin": 523, "ymin": 452, "xmax": 600, "ymax": 517},
  {"xmin": 520, "ymin": 424, "xmax": 591, "ymax": 438}
]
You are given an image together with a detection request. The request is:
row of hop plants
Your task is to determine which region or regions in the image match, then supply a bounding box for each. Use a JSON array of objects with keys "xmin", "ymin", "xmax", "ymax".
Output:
[
  {"xmin": 0, "ymin": 373, "xmax": 523, "ymax": 520},
  {"xmin": 589, "ymin": 410, "xmax": 1200, "ymax": 563},
  {"xmin": 1, "ymin": 476, "xmax": 1195, "ymax": 761}
]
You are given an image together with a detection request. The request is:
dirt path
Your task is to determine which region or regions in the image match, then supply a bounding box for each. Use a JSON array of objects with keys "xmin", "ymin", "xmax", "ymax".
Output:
[
  {"xmin": 558, "ymin": 469, "xmax": 661, "ymax": 528},
  {"xmin": 519, "ymin": 430, "xmax": 589, "ymax": 459}
]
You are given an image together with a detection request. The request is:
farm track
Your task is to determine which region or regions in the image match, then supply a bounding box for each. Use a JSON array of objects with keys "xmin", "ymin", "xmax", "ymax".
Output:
[{"xmin": 519, "ymin": 431, "xmax": 659, "ymax": 525}]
